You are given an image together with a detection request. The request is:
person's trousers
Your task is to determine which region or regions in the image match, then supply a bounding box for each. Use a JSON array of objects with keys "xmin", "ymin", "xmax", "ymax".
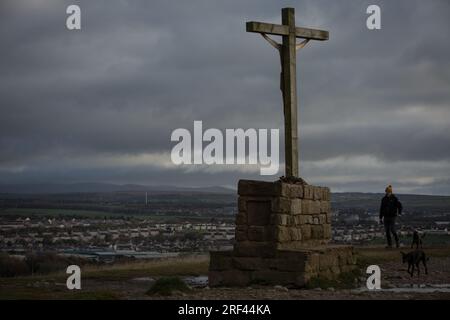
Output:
[{"xmin": 384, "ymin": 217, "xmax": 399, "ymax": 247}]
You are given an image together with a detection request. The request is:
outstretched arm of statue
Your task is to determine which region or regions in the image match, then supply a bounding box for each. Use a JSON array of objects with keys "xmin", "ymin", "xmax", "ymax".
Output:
[
  {"xmin": 261, "ymin": 33, "xmax": 281, "ymax": 50},
  {"xmin": 296, "ymin": 39, "xmax": 310, "ymax": 50}
]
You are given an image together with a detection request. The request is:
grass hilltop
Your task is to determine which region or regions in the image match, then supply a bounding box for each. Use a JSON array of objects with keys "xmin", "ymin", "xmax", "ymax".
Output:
[{"xmin": 1, "ymin": 246, "xmax": 450, "ymax": 300}]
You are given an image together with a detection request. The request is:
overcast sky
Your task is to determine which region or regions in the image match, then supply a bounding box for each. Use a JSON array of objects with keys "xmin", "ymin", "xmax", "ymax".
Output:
[{"xmin": 1, "ymin": 0, "xmax": 449, "ymax": 195}]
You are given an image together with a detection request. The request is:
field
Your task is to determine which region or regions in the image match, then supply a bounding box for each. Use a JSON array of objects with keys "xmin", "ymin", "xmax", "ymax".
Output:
[
  {"xmin": 0, "ymin": 207, "xmax": 226, "ymax": 222},
  {"xmin": 0, "ymin": 208, "xmax": 118, "ymax": 218}
]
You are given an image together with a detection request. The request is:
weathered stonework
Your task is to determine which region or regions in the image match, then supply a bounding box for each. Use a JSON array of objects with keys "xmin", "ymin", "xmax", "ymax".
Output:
[
  {"xmin": 209, "ymin": 179, "xmax": 356, "ymax": 287},
  {"xmin": 235, "ymin": 179, "xmax": 332, "ymax": 250},
  {"xmin": 209, "ymin": 245, "xmax": 356, "ymax": 287}
]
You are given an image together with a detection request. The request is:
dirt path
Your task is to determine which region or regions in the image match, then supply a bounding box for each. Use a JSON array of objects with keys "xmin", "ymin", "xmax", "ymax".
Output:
[{"xmin": 380, "ymin": 256, "xmax": 450, "ymax": 287}]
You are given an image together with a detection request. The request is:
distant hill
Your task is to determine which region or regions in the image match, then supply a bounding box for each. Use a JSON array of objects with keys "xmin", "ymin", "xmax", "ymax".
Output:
[
  {"xmin": 0, "ymin": 184, "xmax": 449, "ymax": 215},
  {"xmin": 0, "ymin": 183, "xmax": 235, "ymax": 195},
  {"xmin": 332, "ymin": 192, "xmax": 450, "ymax": 214}
]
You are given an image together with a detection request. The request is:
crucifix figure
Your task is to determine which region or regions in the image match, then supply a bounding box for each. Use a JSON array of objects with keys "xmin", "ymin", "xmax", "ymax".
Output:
[{"xmin": 246, "ymin": 7, "xmax": 329, "ymax": 178}]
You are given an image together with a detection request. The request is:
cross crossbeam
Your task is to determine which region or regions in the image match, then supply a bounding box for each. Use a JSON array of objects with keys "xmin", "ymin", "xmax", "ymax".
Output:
[{"xmin": 246, "ymin": 21, "xmax": 329, "ymax": 41}]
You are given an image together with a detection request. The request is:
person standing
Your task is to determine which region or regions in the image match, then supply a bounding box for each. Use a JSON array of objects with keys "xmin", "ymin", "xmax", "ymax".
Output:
[{"xmin": 379, "ymin": 185, "xmax": 403, "ymax": 248}]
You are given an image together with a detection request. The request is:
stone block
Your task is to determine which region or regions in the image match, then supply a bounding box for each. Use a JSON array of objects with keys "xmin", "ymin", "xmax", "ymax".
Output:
[
  {"xmin": 338, "ymin": 252, "xmax": 351, "ymax": 266},
  {"xmin": 235, "ymin": 211, "xmax": 247, "ymax": 225},
  {"xmin": 276, "ymin": 241, "xmax": 305, "ymax": 251},
  {"xmin": 236, "ymin": 225, "xmax": 247, "ymax": 232},
  {"xmin": 271, "ymin": 197, "xmax": 291, "ymax": 213},
  {"xmin": 251, "ymin": 270, "xmax": 302, "ymax": 286},
  {"xmin": 248, "ymin": 226, "xmax": 273, "ymax": 242},
  {"xmin": 247, "ymin": 226, "xmax": 264, "ymax": 241},
  {"xmin": 233, "ymin": 241, "xmax": 276, "ymax": 257},
  {"xmin": 326, "ymin": 212, "xmax": 333, "ymax": 223},
  {"xmin": 271, "ymin": 214, "xmax": 293, "ymax": 226},
  {"xmin": 310, "ymin": 201, "xmax": 321, "ymax": 214},
  {"xmin": 311, "ymin": 225, "xmax": 324, "ymax": 239},
  {"xmin": 290, "ymin": 199, "xmax": 302, "ymax": 215},
  {"xmin": 319, "ymin": 214, "xmax": 327, "ymax": 224},
  {"xmin": 235, "ymin": 225, "xmax": 248, "ymax": 241},
  {"xmin": 301, "ymin": 200, "xmax": 321, "ymax": 215},
  {"xmin": 275, "ymin": 226, "xmax": 291, "ymax": 242},
  {"xmin": 287, "ymin": 184, "xmax": 304, "ymax": 198},
  {"xmin": 247, "ymin": 201, "xmax": 271, "ymax": 226},
  {"xmin": 235, "ymin": 230, "xmax": 247, "ymax": 241},
  {"xmin": 209, "ymin": 251, "xmax": 233, "ymax": 271},
  {"xmin": 301, "ymin": 199, "xmax": 311, "ymax": 214},
  {"xmin": 289, "ymin": 227, "xmax": 302, "ymax": 241},
  {"xmin": 300, "ymin": 225, "xmax": 312, "ymax": 240},
  {"xmin": 323, "ymin": 187, "xmax": 330, "ymax": 201},
  {"xmin": 295, "ymin": 215, "xmax": 310, "ymax": 225},
  {"xmin": 270, "ymin": 258, "xmax": 306, "ymax": 272},
  {"xmin": 238, "ymin": 197, "xmax": 247, "ymax": 211},
  {"xmin": 340, "ymin": 264, "xmax": 357, "ymax": 273},
  {"xmin": 313, "ymin": 187, "xmax": 322, "ymax": 200},
  {"xmin": 312, "ymin": 216, "xmax": 320, "ymax": 225},
  {"xmin": 232, "ymin": 257, "xmax": 263, "ymax": 271},
  {"xmin": 305, "ymin": 253, "xmax": 320, "ymax": 273},
  {"xmin": 303, "ymin": 185, "xmax": 314, "ymax": 199},
  {"xmin": 320, "ymin": 201, "xmax": 330, "ymax": 213},
  {"xmin": 323, "ymin": 224, "xmax": 332, "ymax": 239},
  {"xmin": 238, "ymin": 180, "xmax": 285, "ymax": 197},
  {"xmin": 209, "ymin": 270, "xmax": 251, "ymax": 287},
  {"xmin": 319, "ymin": 254, "xmax": 339, "ymax": 271},
  {"xmin": 274, "ymin": 250, "xmax": 306, "ymax": 259}
]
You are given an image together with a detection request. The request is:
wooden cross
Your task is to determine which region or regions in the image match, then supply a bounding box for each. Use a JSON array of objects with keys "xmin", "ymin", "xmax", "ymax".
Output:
[{"xmin": 246, "ymin": 7, "xmax": 328, "ymax": 178}]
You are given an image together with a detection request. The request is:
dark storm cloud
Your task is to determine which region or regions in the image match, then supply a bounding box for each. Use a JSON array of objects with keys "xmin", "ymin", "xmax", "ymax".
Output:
[{"xmin": 0, "ymin": 0, "xmax": 449, "ymax": 194}]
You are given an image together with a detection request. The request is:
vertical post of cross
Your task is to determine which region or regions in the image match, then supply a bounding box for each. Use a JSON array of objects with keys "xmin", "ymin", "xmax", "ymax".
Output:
[{"xmin": 281, "ymin": 8, "xmax": 298, "ymax": 178}]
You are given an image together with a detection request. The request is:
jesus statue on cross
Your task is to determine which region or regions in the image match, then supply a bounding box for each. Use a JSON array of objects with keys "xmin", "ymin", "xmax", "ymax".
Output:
[{"xmin": 260, "ymin": 33, "xmax": 310, "ymax": 119}]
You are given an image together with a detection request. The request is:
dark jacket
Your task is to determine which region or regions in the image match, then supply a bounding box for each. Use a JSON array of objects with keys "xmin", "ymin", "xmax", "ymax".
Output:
[{"xmin": 379, "ymin": 194, "xmax": 402, "ymax": 220}]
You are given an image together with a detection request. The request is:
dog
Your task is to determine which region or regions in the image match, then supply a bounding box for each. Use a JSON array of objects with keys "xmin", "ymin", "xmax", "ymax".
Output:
[
  {"xmin": 400, "ymin": 250, "xmax": 429, "ymax": 277},
  {"xmin": 411, "ymin": 230, "xmax": 425, "ymax": 249}
]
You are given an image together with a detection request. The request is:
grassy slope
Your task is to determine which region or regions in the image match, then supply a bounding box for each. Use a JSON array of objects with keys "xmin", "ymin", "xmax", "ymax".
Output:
[
  {"xmin": 0, "ymin": 255, "xmax": 209, "ymax": 299},
  {"xmin": 355, "ymin": 246, "xmax": 450, "ymax": 265},
  {"xmin": 1, "ymin": 247, "xmax": 450, "ymax": 300}
]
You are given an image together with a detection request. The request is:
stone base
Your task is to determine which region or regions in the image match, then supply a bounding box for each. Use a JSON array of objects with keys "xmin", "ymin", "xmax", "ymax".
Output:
[
  {"xmin": 236, "ymin": 180, "xmax": 332, "ymax": 248},
  {"xmin": 209, "ymin": 179, "xmax": 355, "ymax": 288},
  {"xmin": 209, "ymin": 245, "xmax": 357, "ymax": 287}
]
